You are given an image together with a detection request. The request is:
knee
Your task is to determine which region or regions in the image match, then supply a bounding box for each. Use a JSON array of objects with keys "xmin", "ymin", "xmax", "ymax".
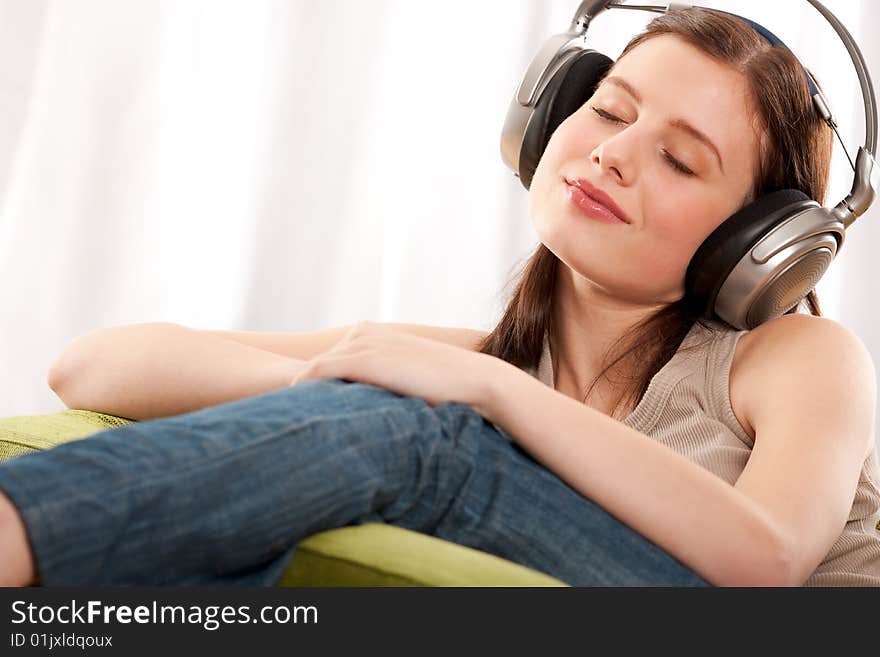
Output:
[
  {"xmin": 431, "ymin": 401, "xmax": 505, "ymax": 447},
  {"xmin": 289, "ymin": 379, "xmax": 431, "ymax": 415}
]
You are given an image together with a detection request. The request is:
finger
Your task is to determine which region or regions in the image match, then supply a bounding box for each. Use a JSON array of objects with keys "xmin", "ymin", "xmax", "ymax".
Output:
[
  {"xmin": 292, "ymin": 352, "xmax": 375, "ymax": 386},
  {"xmin": 330, "ymin": 334, "xmax": 401, "ymax": 362}
]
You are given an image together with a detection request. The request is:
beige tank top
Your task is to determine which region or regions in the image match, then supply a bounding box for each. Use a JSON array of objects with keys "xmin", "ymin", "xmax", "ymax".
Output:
[{"xmin": 524, "ymin": 318, "xmax": 880, "ymax": 587}]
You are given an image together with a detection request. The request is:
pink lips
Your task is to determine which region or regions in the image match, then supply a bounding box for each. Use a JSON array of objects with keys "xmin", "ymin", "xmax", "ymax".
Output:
[{"xmin": 564, "ymin": 177, "xmax": 631, "ymax": 225}]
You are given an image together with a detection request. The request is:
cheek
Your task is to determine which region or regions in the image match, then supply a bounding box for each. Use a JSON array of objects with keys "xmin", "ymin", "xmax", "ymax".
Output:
[
  {"xmin": 529, "ymin": 120, "xmax": 589, "ymax": 216},
  {"xmin": 646, "ymin": 189, "xmax": 733, "ymax": 257},
  {"xmin": 535, "ymin": 116, "xmax": 588, "ymax": 176},
  {"xmin": 529, "ymin": 152, "xmax": 562, "ymax": 225}
]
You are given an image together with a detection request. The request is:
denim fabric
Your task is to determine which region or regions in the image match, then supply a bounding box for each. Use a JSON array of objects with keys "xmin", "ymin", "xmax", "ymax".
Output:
[{"xmin": 0, "ymin": 379, "xmax": 711, "ymax": 587}]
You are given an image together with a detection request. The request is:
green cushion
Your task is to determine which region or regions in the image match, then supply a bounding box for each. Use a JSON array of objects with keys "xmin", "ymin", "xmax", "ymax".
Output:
[
  {"xmin": 280, "ymin": 523, "xmax": 565, "ymax": 587},
  {"xmin": 0, "ymin": 409, "xmax": 134, "ymax": 460},
  {"xmin": 0, "ymin": 409, "xmax": 568, "ymax": 587}
]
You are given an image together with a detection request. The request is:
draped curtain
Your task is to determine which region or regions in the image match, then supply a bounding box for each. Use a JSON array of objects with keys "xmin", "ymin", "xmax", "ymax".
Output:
[{"xmin": 1, "ymin": 0, "xmax": 876, "ymax": 448}]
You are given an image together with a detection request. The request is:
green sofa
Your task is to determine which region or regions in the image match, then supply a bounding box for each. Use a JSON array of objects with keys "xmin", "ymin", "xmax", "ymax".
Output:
[{"xmin": 0, "ymin": 408, "xmax": 568, "ymax": 587}]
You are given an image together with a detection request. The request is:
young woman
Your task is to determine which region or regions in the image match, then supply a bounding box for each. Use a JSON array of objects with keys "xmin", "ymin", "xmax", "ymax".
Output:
[{"xmin": 1, "ymin": 7, "xmax": 878, "ymax": 587}]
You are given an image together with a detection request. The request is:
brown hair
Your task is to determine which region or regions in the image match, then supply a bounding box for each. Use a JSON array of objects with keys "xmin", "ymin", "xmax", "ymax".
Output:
[{"xmin": 476, "ymin": 7, "xmax": 833, "ymax": 419}]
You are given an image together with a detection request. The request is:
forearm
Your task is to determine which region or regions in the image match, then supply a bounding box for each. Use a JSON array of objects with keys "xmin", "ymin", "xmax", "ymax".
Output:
[
  {"xmin": 477, "ymin": 360, "xmax": 790, "ymax": 587},
  {"xmin": 48, "ymin": 323, "xmax": 302, "ymax": 421}
]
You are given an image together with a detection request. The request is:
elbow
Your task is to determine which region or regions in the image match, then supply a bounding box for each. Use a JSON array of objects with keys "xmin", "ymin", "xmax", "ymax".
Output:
[
  {"xmin": 47, "ymin": 357, "xmax": 90, "ymax": 409},
  {"xmin": 717, "ymin": 531, "xmax": 801, "ymax": 587},
  {"xmin": 48, "ymin": 322, "xmax": 182, "ymax": 412},
  {"xmin": 742, "ymin": 549, "xmax": 800, "ymax": 588},
  {"xmin": 47, "ymin": 346, "xmax": 88, "ymax": 408},
  {"xmin": 46, "ymin": 361, "xmax": 67, "ymax": 395},
  {"xmin": 47, "ymin": 342, "xmax": 85, "ymax": 399},
  {"xmin": 45, "ymin": 325, "xmax": 131, "ymax": 404},
  {"xmin": 761, "ymin": 535, "xmax": 806, "ymax": 587}
]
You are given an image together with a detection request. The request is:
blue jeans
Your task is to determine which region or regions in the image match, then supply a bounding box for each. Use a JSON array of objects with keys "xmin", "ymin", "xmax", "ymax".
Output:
[{"xmin": 0, "ymin": 379, "xmax": 711, "ymax": 587}]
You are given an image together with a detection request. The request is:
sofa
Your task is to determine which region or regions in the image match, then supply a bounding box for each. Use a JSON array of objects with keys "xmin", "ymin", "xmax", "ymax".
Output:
[{"xmin": 0, "ymin": 408, "xmax": 568, "ymax": 587}]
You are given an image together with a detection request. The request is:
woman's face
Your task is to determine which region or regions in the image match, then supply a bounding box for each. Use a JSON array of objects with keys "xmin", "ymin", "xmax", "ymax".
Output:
[{"xmin": 529, "ymin": 34, "xmax": 763, "ymax": 304}]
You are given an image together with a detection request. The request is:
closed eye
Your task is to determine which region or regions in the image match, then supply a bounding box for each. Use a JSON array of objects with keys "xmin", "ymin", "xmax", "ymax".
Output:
[
  {"xmin": 662, "ymin": 150, "xmax": 695, "ymax": 176},
  {"xmin": 591, "ymin": 106, "xmax": 624, "ymax": 124},
  {"xmin": 589, "ymin": 105, "xmax": 696, "ymax": 177}
]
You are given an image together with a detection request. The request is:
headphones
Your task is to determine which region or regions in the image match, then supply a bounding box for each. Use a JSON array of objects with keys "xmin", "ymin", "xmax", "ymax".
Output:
[{"xmin": 501, "ymin": 0, "xmax": 879, "ymax": 330}]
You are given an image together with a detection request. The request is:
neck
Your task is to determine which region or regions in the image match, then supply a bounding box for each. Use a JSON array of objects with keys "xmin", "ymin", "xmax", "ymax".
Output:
[{"xmin": 549, "ymin": 266, "xmax": 666, "ymax": 408}]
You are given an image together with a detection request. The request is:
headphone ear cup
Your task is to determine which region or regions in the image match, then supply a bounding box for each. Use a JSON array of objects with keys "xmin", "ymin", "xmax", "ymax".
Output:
[
  {"xmin": 685, "ymin": 189, "xmax": 840, "ymax": 329},
  {"xmin": 519, "ymin": 50, "xmax": 613, "ymax": 189}
]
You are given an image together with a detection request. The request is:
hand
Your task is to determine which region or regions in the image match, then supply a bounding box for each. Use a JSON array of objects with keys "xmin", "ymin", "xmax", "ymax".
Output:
[{"xmin": 288, "ymin": 321, "xmax": 497, "ymax": 411}]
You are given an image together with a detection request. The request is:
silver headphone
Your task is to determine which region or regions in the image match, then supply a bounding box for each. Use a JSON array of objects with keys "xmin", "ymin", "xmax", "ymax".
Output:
[{"xmin": 501, "ymin": 0, "xmax": 878, "ymax": 330}]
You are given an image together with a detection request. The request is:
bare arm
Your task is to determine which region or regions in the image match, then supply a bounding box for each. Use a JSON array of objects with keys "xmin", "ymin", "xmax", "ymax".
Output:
[
  {"xmin": 476, "ymin": 315, "xmax": 876, "ymax": 587},
  {"xmin": 48, "ymin": 321, "xmax": 487, "ymax": 422},
  {"xmin": 477, "ymin": 360, "xmax": 787, "ymax": 587},
  {"xmin": 200, "ymin": 322, "xmax": 488, "ymax": 359},
  {"xmin": 48, "ymin": 323, "xmax": 304, "ymax": 421}
]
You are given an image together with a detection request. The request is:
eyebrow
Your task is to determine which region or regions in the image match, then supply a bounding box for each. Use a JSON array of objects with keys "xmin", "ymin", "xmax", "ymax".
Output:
[{"xmin": 601, "ymin": 75, "xmax": 725, "ymax": 174}]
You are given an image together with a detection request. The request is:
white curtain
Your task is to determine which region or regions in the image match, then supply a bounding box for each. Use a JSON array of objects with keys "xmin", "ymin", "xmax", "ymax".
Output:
[{"xmin": 1, "ymin": 1, "xmax": 877, "ymax": 445}]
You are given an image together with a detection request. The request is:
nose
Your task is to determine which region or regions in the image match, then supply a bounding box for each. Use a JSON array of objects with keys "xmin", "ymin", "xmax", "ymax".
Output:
[{"xmin": 590, "ymin": 136, "xmax": 632, "ymax": 185}]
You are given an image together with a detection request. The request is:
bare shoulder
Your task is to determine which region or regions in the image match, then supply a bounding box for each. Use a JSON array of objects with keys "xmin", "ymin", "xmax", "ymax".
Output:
[
  {"xmin": 734, "ymin": 314, "xmax": 874, "ymax": 371},
  {"xmin": 729, "ymin": 313, "xmax": 877, "ymax": 453}
]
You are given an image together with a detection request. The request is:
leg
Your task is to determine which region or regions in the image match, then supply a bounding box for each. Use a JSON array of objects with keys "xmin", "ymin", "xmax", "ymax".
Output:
[
  {"xmin": 425, "ymin": 403, "xmax": 711, "ymax": 586},
  {"xmin": 0, "ymin": 379, "xmax": 711, "ymax": 586},
  {"xmin": 0, "ymin": 379, "xmax": 478, "ymax": 585},
  {"xmin": 0, "ymin": 491, "xmax": 34, "ymax": 586}
]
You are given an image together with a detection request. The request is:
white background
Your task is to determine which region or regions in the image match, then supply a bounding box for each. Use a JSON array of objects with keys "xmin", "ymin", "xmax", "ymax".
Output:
[{"xmin": 1, "ymin": 0, "xmax": 877, "ymax": 446}]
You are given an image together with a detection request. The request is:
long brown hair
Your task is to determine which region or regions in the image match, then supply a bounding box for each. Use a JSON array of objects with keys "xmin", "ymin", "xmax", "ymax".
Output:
[{"xmin": 477, "ymin": 7, "xmax": 833, "ymax": 419}]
